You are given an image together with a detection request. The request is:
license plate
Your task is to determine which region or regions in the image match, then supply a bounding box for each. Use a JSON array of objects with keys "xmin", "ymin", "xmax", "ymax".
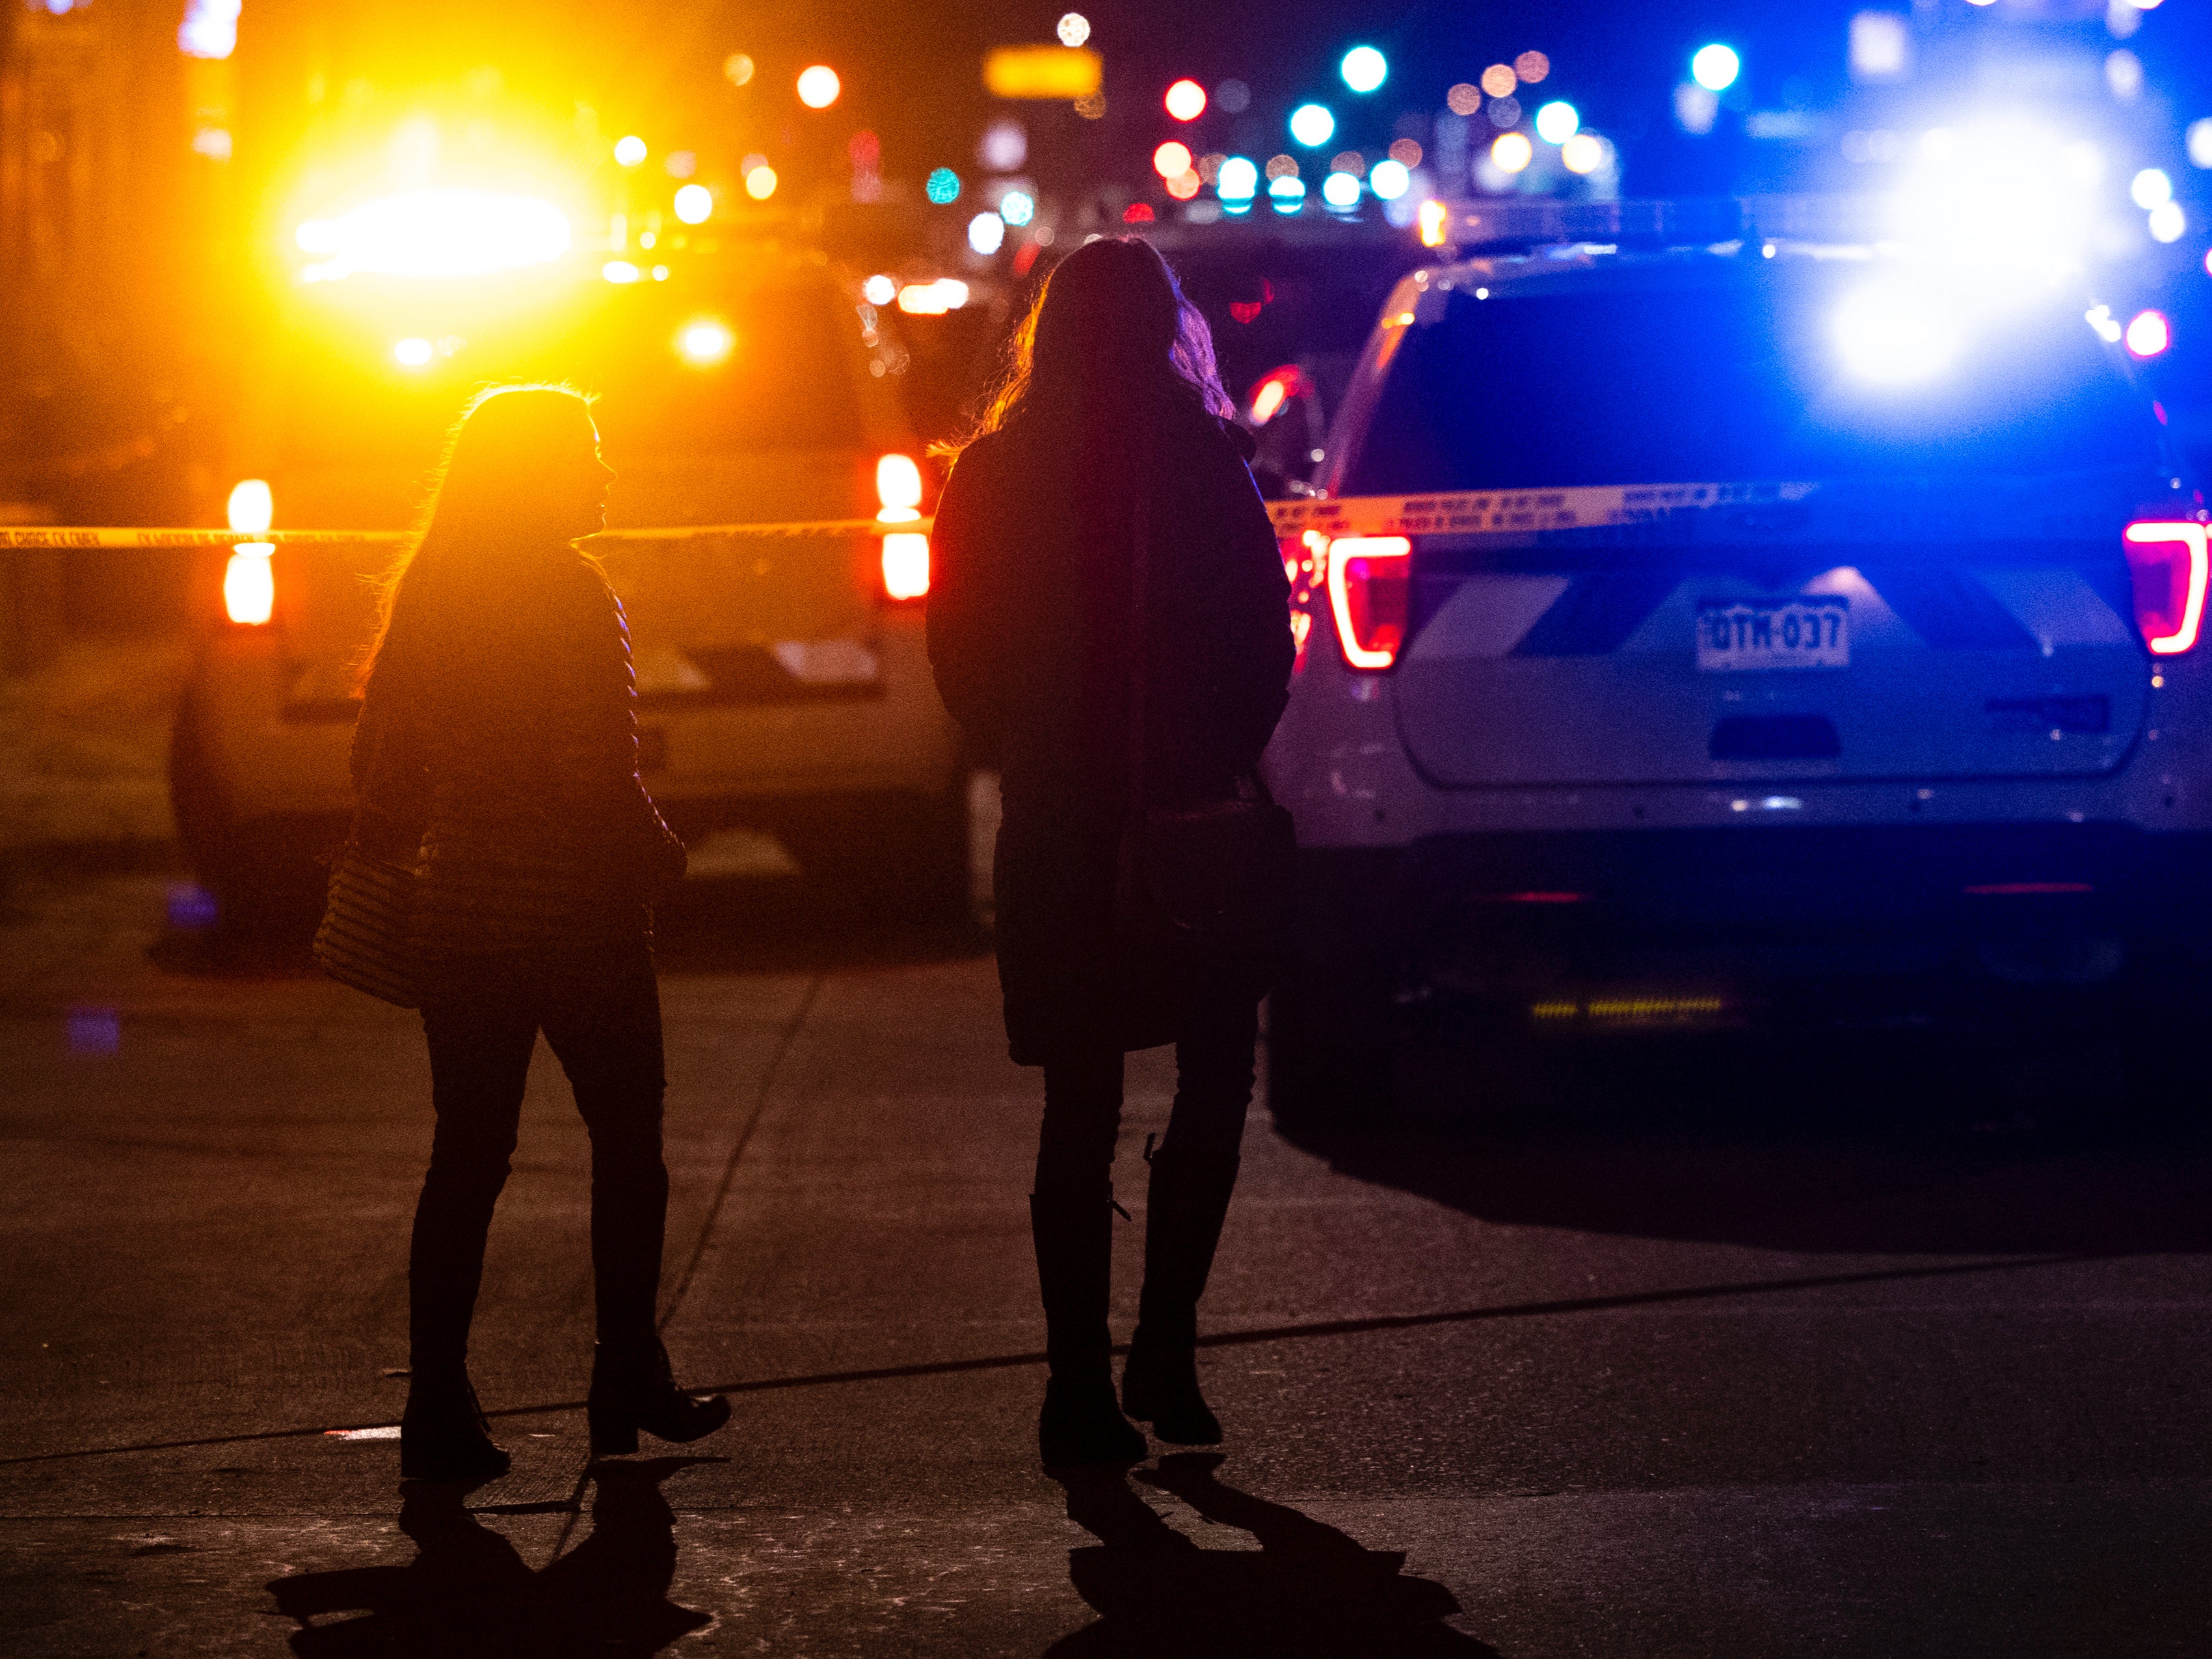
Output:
[{"xmin": 1696, "ymin": 598, "xmax": 1848, "ymax": 670}]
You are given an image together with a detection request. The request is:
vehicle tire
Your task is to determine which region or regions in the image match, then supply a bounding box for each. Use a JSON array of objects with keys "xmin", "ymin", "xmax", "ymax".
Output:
[
  {"xmin": 779, "ymin": 776, "xmax": 973, "ymax": 925},
  {"xmin": 2119, "ymin": 938, "xmax": 2208, "ymax": 1128}
]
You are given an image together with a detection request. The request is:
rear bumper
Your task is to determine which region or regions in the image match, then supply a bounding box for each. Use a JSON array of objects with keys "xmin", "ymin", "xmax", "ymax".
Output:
[{"xmin": 1298, "ymin": 823, "xmax": 2212, "ymax": 1016}]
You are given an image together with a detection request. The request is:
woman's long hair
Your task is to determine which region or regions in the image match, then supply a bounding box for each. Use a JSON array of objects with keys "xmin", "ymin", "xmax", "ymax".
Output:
[
  {"xmin": 355, "ymin": 383, "xmax": 598, "ymax": 695},
  {"xmin": 946, "ymin": 235, "xmax": 1233, "ymax": 456}
]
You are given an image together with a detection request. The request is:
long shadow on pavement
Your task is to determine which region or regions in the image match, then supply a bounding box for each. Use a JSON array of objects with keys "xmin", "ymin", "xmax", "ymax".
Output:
[
  {"xmin": 1045, "ymin": 1453, "xmax": 1498, "ymax": 1657},
  {"xmin": 266, "ymin": 1457, "xmax": 719, "ymax": 1658},
  {"xmin": 1277, "ymin": 1028, "xmax": 2212, "ymax": 1256}
]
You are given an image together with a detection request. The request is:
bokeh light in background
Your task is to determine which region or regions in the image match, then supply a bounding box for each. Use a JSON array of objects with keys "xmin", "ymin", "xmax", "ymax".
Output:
[
  {"xmin": 967, "ymin": 212, "xmax": 1005, "ymax": 254},
  {"xmin": 1389, "ymin": 138, "xmax": 1422, "ymax": 167},
  {"xmin": 863, "ymin": 273, "xmax": 897, "ymax": 305},
  {"xmin": 2127, "ymin": 308, "xmax": 2171, "ymax": 358},
  {"xmin": 1264, "ymin": 154, "xmax": 1299, "ymax": 179},
  {"xmin": 1489, "ymin": 97, "xmax": 1522, "ymax": 129},
  {"xmin": 1153, "ymin": 140, "xmax": 1193, "ymax": 180},
  {"xmin": 1056, "ymin": 12, "xmax": 1090, "ymax": 47},
  {"xmin": 744, "ymin": 163, "xmax": 777, "ymax": 199},
  {"xmin": 2150, "ymin": 201, "xmax": 2186, "ymax": 243},
  {"xmin": 603, "ymin": 259, "xmax": 641, "ymax": 283},
  {"xmin": 979, "ymin": 120, "xmax": 1027, "ymax": 171},
  {"xmin": 1165, "ymin": 79, "xmax": 1206, "ymax": 121},
  {"xmin": 1535, "ymin": 101, "xmax": 1579, "ymax": 144},
  {"xmin": 2132, "ymin": 168, "xmax": 2172, "ymax": 209},
  {"xmin": 1368, "ymin": 159, "xmax": 1411, "ymax": 199},
  {"xmin": 613, "ymin": 135, "xmax": 647, "ymax": 167},
  {"xmin": 723, "ymin": 53, "xmax": 754, "ymax": 86},
  {"xmin": 1217, "ymin": 157, "xmax": 1259, "ymax": 201},
  {"xmin": 1491, "ymin": 132, "xmax": 1533, "ymax": 173},
  {"xmin": 1166, "ymin": 169, "xmax": 1202, "ymax": 201},
  {"xmin": 673, "ymin": 184, "xmax": 712, "ymax": 224},
  {"xmin": 2189, "ymin": 118, "xmax": 2212, "ymax": 170},
  {"xmin": 999, "ymin": 189, "xmax": 1035, "ymax": 226},
  {"xmin": 1269, "ymin": 176, "xmax": 1306, "ymax": 213},
  {"xmin": 1691, "ymin": 44, "xmax": 1740, "ymax": 92},
  {"xmin": 1321, "ymin": 171, "xmax": 1361, "ymax": 209},
  {"xmin": 1479, "ymin": 64, "xmax": 1517, "ymax": 99},
  {"xmin": 678, "ymin": 319, "xmax": 735, "ymax": 365},
  {"xmin": 926, "ymin": 168, "xmax": 961, "ymax": 204},
  {"xmin": 1514, "ymin": 51, "xmax": 1549, "ymax": 83},
  {"xmin": 664, "ymin": 150, "xmax": 697, "ymax": 179},
  {"xmin": 1561, "ymin": 133, "xmax": 1605, "ymax": 174},
  {"xmin": 1446, "ymin": 83, "xmax": 1481, "ymax": 116},
  {"xmin": 897, "ymin": 278, "xmax": 969, "ymax": 314},
  {"xmin": 1419, "ymin": 198, "xmax": 1450, "ymax": 246},
  {"xmin": 797, "ymin": 66, "xmax": 841, "ymax": 109},
  {"xmin": 392, "ymin": 337, "xmax": 434, "ymax": 369},
  {"xmin": 1288, "ymin": 104, "xmax": 1335, "ymax": 148},
  {"xmin": 1340, "ymin": 47, "xmax": 1387, "ymax": 94},
  {"xmin": 1214, "ymin": 79, "xmax": 1251, "ymax": 114}
]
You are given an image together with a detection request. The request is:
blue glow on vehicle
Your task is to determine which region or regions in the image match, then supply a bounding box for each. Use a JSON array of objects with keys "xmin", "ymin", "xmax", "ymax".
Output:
[{"xmin": 1833, "ymin": 284, "xmax": 1960, "ymax": 383}]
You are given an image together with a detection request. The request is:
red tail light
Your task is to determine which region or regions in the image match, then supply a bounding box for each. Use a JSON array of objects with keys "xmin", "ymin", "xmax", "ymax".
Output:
[
  {"xmin": 2124, "ymin": 520, "xmax": 2208, "ymax": 655},
  {"xmin": 881, "ymin": 533, "xmax": 929, "ymax": 601},
  {"xmin": 1326, "ymin": 536, "xmax": 1411, "ymax": 669}
]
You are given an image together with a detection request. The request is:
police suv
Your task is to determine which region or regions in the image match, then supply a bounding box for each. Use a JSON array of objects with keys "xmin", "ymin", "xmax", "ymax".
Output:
[
  {"xmin": 172, "ymin": 246, "xmax": 968, "ymax": 928},
  {"xmin": 1263, "ymin": 198, "xmax": 2209, "ymax": 1117}
]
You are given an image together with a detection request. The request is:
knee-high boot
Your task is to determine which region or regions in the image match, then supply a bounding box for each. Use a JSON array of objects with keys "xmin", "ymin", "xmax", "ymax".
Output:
[
  {"xmin": 1030, "ymin": 1192, "xmax": 1147, "ymax": 1467},
  {"xmin": 1121, "ymin": 1145, "xmax": 1241, "ymax": 1444}
]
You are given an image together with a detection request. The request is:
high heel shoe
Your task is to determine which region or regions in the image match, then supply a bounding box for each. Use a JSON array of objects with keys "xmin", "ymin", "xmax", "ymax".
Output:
[
  {"xmin": 399, "ymin": 1372, "xmax": 511, "ymax": 1483},
  {"xmin": 587, "ymin": 1337, "xmax": 731, "ymax": 1457}
]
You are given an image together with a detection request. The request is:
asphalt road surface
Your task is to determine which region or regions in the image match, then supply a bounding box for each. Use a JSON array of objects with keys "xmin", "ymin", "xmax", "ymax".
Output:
[{"xmin": 3, "ymin": 856, "xmax": 2209, "ymax": 1657}]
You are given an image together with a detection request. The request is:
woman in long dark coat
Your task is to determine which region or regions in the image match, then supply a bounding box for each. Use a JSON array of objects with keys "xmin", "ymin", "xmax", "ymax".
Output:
[
  {"xmin": 927, "ymin": 238, "xmax": 1294, "ymax": 1466},
  {"xmin": 351, "ymin": 384, "xmax": 728, "ymax": 1481}
]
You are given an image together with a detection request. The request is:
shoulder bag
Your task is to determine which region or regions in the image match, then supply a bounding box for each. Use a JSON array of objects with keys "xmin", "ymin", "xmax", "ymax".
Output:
[{"xmin": 313, "ymin": 841, "xmax": 421, "ymax": 1009}]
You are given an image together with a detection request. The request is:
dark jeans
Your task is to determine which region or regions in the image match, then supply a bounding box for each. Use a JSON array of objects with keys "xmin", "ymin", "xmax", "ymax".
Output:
[
  {"xmin": 410, "ymin": 940, "xmax": 667, "ymax": 1374},
  {"xmin": 1035, "ymin": 996, "xmax": 1260, "ymax": 1207}
]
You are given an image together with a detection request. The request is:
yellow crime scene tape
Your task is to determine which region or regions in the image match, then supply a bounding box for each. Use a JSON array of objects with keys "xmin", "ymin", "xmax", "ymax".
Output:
[{"xmin": 0, "ymin": 482, "xmax": 1812, "ymax": 553}]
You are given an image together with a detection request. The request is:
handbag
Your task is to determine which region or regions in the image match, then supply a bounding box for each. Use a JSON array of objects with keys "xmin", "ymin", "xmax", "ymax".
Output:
[
  {"xmin": 1114, "ymin": 464, "xmax": 1298, "ymax": 963},
  {"xmin": 313, "ymin": 842, "xmax": 422, "ymax": 1009}
]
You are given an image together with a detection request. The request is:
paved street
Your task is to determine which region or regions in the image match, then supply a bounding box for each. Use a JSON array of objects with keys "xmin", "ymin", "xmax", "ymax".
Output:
[{"xmin": 3, "ymin": 858, "xmax": 2210, "ymax": 1656}]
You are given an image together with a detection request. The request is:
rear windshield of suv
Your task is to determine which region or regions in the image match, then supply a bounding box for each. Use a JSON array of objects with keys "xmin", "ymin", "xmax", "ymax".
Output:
[{"xmin": 1344, "ymin": 265, "xmax": 2160, "ymax": 495}]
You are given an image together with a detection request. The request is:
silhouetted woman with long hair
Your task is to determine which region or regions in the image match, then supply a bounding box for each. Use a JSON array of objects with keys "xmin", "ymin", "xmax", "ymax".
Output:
[
  {"xmin": 351, "ymin": 384, "xmax": 728, "ymax": 1481},
  {"xmin": 928, "ymin": 238, "xmax": 1294, "ymax": 1465}
]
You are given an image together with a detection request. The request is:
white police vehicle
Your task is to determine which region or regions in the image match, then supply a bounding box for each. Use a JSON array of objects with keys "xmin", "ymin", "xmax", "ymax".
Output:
[{"xmin": 1264, "ymin": 198, "xmax": 2209, "ymax": 1117}]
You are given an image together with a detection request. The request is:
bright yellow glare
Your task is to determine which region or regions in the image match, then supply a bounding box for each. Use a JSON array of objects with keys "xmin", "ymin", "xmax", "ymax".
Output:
[
  {"xmin": 392, "ymin": 337, "xmax": 434, "ymax": 367},
  {"xmin": 797, "ymin": 66, "xmax": 841, "ymax": 109},
  {"xmin": 603, "ymin": 259, "xmax": 641, "ymax": 283},
  {"xmin": 295, "ymin": 190, "xmax": 571, "ymax": 282},
  {"xmin": 224, "ymin": 546, "xmax": 274, "ymax": 625},
  {"xmin": 1250, "ymin": 379, "xmax": 1288, "ymax": 423},
  {"xmin": 724, "ymin": 53, "xmax": 755, "ymax": 86},
  {"xmin": 876, "ymin": 453, "xmax": 924, "ymax": 519},
  {"xmin": 1418, "ymin": 198, "xmax": 1450, "ymax": 246},
  {"xmin": 1491, "ymin": 132, "xmax": 1533, "ymax": 173},
  {"xmin": 226, "ymin": 479, "xmax": 273, "ymax": 535},
  {"xmin": 614, "ymin": 135, "xmax": 647, "ymax": 166},
  {"xmin": 673, "ymin": 183, "xmax": 713, "ymax": 224},
  {"xmin": 881, "ymin": 533, "xmax": 930, "ymax": 600},
  {"xmin": 1561, "ymin": 133, "xmax": 1603, "ymax": 174},
  {"xmin": 743, "ymin": 165, "xmax": 777, "ymax": 200},
  {"xmin": 677, "ymin": 319, "xmax": 734, "ymax": 365},
  {"xmin": 896, "ymin": 279, "xmax": 969, "ymax": 315}
]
